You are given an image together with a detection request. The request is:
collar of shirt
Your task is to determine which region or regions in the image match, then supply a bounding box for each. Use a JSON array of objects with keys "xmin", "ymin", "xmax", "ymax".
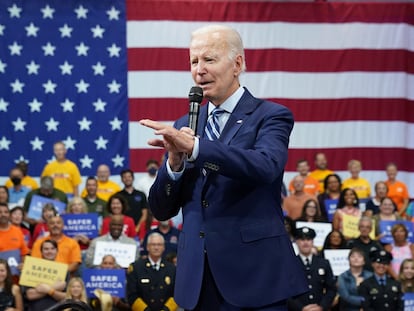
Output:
[
  {"xmin": 299, "ymin": 254, "xmax": 313, "ymax": 265},
  {"xmin": 374, "ymin": 274, "xmax": 386, "ymax": 285},
  {"xmin": 207, "ymin": 86, "xmax": 244, "ymax": 115},
  {"xmin": 149, "ymin": 258, "xmax": 161, "ymax": 269}
]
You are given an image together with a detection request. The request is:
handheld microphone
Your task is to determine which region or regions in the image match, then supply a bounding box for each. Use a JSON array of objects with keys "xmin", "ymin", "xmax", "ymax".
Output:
[{"xmin": 188, "ymin": 86, "xmax": 203, "ymax": 133}]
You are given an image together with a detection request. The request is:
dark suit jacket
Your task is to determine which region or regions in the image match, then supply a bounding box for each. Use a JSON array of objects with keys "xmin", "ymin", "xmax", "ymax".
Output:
[{"xmin": 149, "ymin": 88, "xmax": 308, "ymax": 309}]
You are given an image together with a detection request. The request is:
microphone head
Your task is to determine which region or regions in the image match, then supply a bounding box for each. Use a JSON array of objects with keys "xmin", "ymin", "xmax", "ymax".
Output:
[{"xmin": 188, "ymin": 86, "xmax": 203, "ymax": 103}]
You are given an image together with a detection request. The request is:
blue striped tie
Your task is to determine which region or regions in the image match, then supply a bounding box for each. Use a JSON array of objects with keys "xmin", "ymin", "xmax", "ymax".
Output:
[{"xmin": 205, "ymin": 107, "xmax": 224, "ymax": 140}]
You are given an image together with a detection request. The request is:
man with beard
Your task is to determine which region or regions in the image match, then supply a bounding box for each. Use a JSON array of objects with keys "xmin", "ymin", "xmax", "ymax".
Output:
[{"xmin": 30, "ymin": 215, "xmax": 81, "ymax": 275}]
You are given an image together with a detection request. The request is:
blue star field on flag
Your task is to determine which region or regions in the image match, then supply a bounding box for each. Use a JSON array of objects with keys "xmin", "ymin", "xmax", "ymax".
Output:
[{"xmin": 0, "ymin": 0, "xmax": 128, "ymax": 176}]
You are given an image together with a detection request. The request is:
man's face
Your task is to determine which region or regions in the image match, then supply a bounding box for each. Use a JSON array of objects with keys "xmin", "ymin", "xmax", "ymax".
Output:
[
  {"xmin": 0, "ymin": 206, "xmax": 10, "ymax": 225},
  {"xmin": 109, "ymin": 219, "xmax": 124, "ymax": 239},
  {"xmin": 47, "ymin": 216, "xmax": 64, "ymax": 235},
  {"xmin": 97, "ymin": 166, "xmax": 110, "ymax": 182},
  {"xmin": 41, "ymin": 242, "xmax": 58, "ymax": 260},
  {"xmin": 53, "ymin": 143, "xmax": 66, "ymax": 160},
  {"xmin": 372, "ymin": 262, "xmax": 388, "ymax": 276},
  {"xmin": 296, "ymin": 238, "xmax": 314, "ymax": 256},
  {"xmin": 86, "ymin": 180, "xmax": 97, "ymax": 196},
  {"xmin": 147, "ymin": 235, "xmax": 165, "ymax": 259},
  {"xmin": 315, "ymin": 154, "xmax": 327, "ymax": 170},
  {"xmin": 121, "ymin": 172, "xmax": 134, "ymax": 187},
  {"xmin": 296, "ymin": 162, "xmax": 309, "ymax": 176},
  {"xmin": 190, "ymin": 30, "xmax": 242, "ymax": 106},
  {"xmin": 358, "ymin": 220, "xmax": 372, "ymax": 237}
]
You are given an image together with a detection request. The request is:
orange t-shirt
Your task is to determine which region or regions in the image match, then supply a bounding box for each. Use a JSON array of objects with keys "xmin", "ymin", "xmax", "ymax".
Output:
[
  {"xmin": 31, "ymin": 235, "xmax": 81, "ymax": 265},
  {"xmin": 289, "ymin": 175, "xmax": 320, "ymax": 196},
  {"xmin": 385, "ymin": 180, "xmax": 409, "ymax": 211},
  {"xmin": 0, "ymin": 225, "xmax": 30, "ymax": 257}
]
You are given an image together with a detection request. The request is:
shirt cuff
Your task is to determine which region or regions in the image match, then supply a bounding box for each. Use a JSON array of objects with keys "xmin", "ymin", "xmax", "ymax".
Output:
[
  {"xmin": 187, "ymin": 136, "xmax": 199, "ymax": 162},
  {"xmin": 166, "ymin": 159, "xmax": 185, "ymax": 181}
]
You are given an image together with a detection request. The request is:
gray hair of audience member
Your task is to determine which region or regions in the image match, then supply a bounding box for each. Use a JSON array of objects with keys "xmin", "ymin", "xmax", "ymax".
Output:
[
  {"xmin": 191, "ymin": 24, "xmax": 246, "ymax": 72},
  {"xmin": 147, "ymin": 232, "xmax": 165, "ymax": 245},
  {"xmin": 358, "ymin": 216, "xmax": 373, "ymax": 228}
]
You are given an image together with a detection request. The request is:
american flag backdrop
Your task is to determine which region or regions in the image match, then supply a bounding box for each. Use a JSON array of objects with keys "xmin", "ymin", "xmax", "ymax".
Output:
[{"xmin": 1, "ymin": 0, "xmax": 414, "ymax": 194}]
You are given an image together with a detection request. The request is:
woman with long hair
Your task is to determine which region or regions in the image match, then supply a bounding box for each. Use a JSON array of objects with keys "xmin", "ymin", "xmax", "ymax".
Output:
[
  {"xmin": 0, "ymin": 259, "xmax": 23, "ymax": 311},
  {"xmin": 399, "ymin": 258, "xmax": 414, "ymax": 293},
  {"xmin": 332, "ymin": 188, "xmax": 362, "ymax": 239}
]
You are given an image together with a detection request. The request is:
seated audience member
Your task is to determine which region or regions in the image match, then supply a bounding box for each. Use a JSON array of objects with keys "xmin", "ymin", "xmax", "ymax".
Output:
[
  {"xmin": 0, "ymin": 203, "xmax": 29, "ymax": 274},
  {"xmin": 385, "ymin": 162, "xmax": 410, "ymax": 218},
  {"xmin": 358, "ymin": 250, "xmax": 403, "ymax": 311},
  {"xmin": 85, "ymin": 215, "xmax": 138, "ymax": 268},
  {"xmin": 347, "ymin": 216, "xmax": 383, "ymax": 271},
  {"xmin": 117, "ymin": 169, "xmax": 148, "ymax": 241},
  {"xmin": 9, "ymin": 206, "xmax": 31, "ymax": 246},
  {"xmin": 317, "ymin": 174, "xmax": 342, "ymax": 221},
  {"xmin": 372, "ymin": 197, "xmax": 402, "ymax": 238},
  {"xmin": 0, "ymin": 186, "xmax": 9, "ymax": 204},
  {"xmin": 127, "ymin": 233, "xmax": 178, "ymax": 311},
  {"xmin": 31, "ymin": 216, "xmax": 81, "ymax": 276},
  {"xmin": 24, "ymin": 239, "xmax": 67, "ymax": 310},
  {"xmin": 296, "ymin": 198, "xmax": 326, "ymax": 223},
  {"xmin": 136, "ymin": 159, "xmax": 159, "ymax": 198},
  {"xmin": 384, "ymin": 223, "xmax": 414, "ymax": 280},
  {"xmin": 365, "ymin": 181, "xmax": 388, "ymax": 217},
  {"xmin": 309, "ymin": 152, "xmax": 334, "ymax": 193},
  {"xmin": 65, "ymin": 277, "xmax": 88, "ymax": 305},
  {"xmin": 23, "ymin": 176, "xmax": 68, "ymax": 228},
  {"xmin": 283, "ymin": 175, "xmax": 315, "ymax": 220},
  {"xmin": 29, "ymin": 203, "xmax": 57, "ymax": 248},
  {"xmin": 288, "ymin": 159, "xmax": 319, "ymax": 196},
  {"xmin": 7, "ymin": 166, "xmax": 30, "ymax": 206},
  {"xmin": 0, "ymin": 258, "xmax": 24, "ymax": 310},
  {"xmin": 4, "ymin": 161, "xmax": 39, "ymax": 190},
  {"xmin": 337, "ymin": 247, "xmax": 373, "ymax": 311},
  {"xmin": 82, "ymin": 165, "xmax": 121, "ymax": 201},
  {"xmin": 141, "ymin": 219, "xmax": 180, "ymax": 258},
  {"xmin": 287, "ymin": 227, "xmax": 336, "ymax": 311},
  {"xmin": 342, "ymin": 159, "xmax": 371, "ymax": 199},
  {"xmin": 332, "ymin": 188, "xmax": 362, "ymax": 239},
  {"xmin": 101, "ymin": 194, "xmax": 137, "ymax": 238},
  {"xmin": 321, "ymin": 230, "xmax": 348, "ymax": 256},
  {"xmin": 66, "ymin": 196, "xmax": 91, "ymax": 251},
  {"xmin": 82, "ymin": 176, "xmax": 108, "ymax": 219},
  {"xmin": 399, "ymin": 258, "xmax": 414, "ymax": 293},
  {"xmin": 89, "ymin": 255, "xmax": 130, "ymax": 311}
]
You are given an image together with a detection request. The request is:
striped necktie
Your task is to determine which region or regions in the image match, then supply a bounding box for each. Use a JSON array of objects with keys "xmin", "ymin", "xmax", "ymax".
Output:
[{"xmin": 205, "ymin": 107, "xmax": 224, "ymax": 141}]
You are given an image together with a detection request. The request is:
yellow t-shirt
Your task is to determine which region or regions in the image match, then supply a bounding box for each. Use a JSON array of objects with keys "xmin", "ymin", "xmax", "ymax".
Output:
[
  {"xmin": 81, "ymin": 180, "xmax": 122, "ymax": 201},
  {"xmin": 41, "ymin": 160, "xmax": 81, "ymax": 194},
  {"xmin": 5, "ymin": 175, "xmax": 39, "ymax": 190},
  {"xmin": 342, "ymin": 177, "xmax": 371, "ymax": 199},
  {"xmin": 309, "ymin": 169, "xmax": 334, "ymax": 192}
]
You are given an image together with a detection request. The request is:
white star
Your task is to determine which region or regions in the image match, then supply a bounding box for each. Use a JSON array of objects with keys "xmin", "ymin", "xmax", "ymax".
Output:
[
  {"xmin": 26, "ymin": 61, "xmax": 40, "ymax": 75},
  {"xmin": 109, "ymin": 117, "xmax": 123, "ymax": 131},
  {"xmin": 28, "ymin": 98, "xmax": 43, "ymax": 112},
  {"xmin": 107, "ymin": 44, "xmax": 121, "ymax": 57},
  {"xmin": 30, "ymin": 137, "xmax": 44, "ymax": 151},
  {"xmin": 112, "ymin": 154, "xmax": 125, "ymax": 168},
  {"xmin": 75, "ymin": 42, "xmax": 89, "ymax": 56},
  {"xmin": 78, "ymin": 117, "xmax": 92, "ymax": 131},
  {"xmin": 75, "ymin": 79, "xmax": 89, "ymax": 93},
  {"xmin": 0, "ymin": 24, "xmax": 5, "ymax": 35},
  {"xmin": 0, "ymin": 98, "xmax": 9, "ymax": 112},
  {"xmin": 92, "ymin": 62, "xmax": 105, "ymax": 76},
  {"xmin": 0, "ymin": 59, "xmax": 6, "ymax": 73},
  {"xmin": 59, "ymin": 61, "xmax": 73, "ymax": 75},
  {"xmin": 25, "ymin": 23, "xmax": 39, "ymax": 37},
  {"xmin": 43, "ymin": 80, "xmax": 57, "ymax": 93},
  {"xmin": 14, "ymin": 156, "xmax": 29, "ymax": 164},
  {"xmin": 79, "ymin": 155, "xmax": 94, "ymax": 169},
  {"xmin": 12, "ymin": 117, "xmax": 26, "ymax": 131},
  {"xmin": 94, "ymin": 136, "xmax": 108, "ymax": 150},
  {"xmin": 63, "ymin": 136, "xmax": 76, "ymax": 150},
  {"xmin": 11, "ymin": 79, "xmax": 24, "ymax": 93},
  {"xmin": 108, "ymin": 80, "xmax": 121, "ymax": 93},
  {"xmin": 0, "ymin": 136, "xmax": 12, "ymax": 150},
  {"xmin": 61, "ymin": 98, "xmax": 75, "ymax": 112},
  {"xmin": 45, "ymin": 117, "xmax": 59, "ymax": 131},
  {"xmin": 41, "ymin": 5, "xmax": 55, "ymax": 19},
  {"xmin": 8, "ymin": 4, "xmax": 22, "ymax": 18},
  {"xmin": 59, "ymin": 24, "xmax": 73, "ymax": 38},
  {"xmin": 74, "ymin": 5, "xmax": 88, "ymax": 19},
  {"xmin": 91, "ymin": 25, "xmax": 105, "ymax": 38},
  {"xmin": 9, "ymin": 42, "xmax": 23, "ymax": 56},
  {"xmin": 42, "ymin": 42, "xmax": 56, "ymax": 56},
  {"xmin": 107, "ymin": 6, "xmax": 120, "ymax": 20},
  {"xmin": 92, "ymin": 98, "xmax": 107, "ymax": 112}
]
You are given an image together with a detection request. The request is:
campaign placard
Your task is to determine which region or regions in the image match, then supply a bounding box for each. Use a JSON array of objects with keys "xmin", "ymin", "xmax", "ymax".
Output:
[
  {"xmin": 27, "ymin": 195, "xmax": 66, "ymax": 219},
  {"xmin": 93, "ymin": 241, "xmax": 137, "ymax": 268},
  {"xmin": 19, "ymin": 256, "xmax": 68, "ymax": 287},
  {"xmin": 295, "ymin": 221, "xmax": 332, "ymax": 248},
  {"xmin": 323, "ymin": 249, "xmax": 350, "ymax": 276},
  {"xmin": 62, "ymin": 213, "xmax": 99, "ymax": 239},
  {"xmin": 404, "ymin": 293, "xmax": 414, "ymax": 311},
  {"xmin": 0, "ymin": 249, "xmax": 21, "ymax": 275},
  {"xmin": 379, "ymin": 220, "xmax": 414, "ymax": 244},
  {"xmin": 82, "ymin": 268, "xmax": 126, "ymax": 298},
  {"xmin": 324, "ymin": 199, "xmax": 338, "ymax": 222}
]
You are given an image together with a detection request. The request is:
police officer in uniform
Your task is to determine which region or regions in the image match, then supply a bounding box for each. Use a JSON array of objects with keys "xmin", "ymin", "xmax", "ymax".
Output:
[
  {"xmin": 127, "ymin": 232, "xmax": 178, "ymax": 311},
  {"xmin": 287, "ymin": 227, "xmax": 337, "ymax": 311},
  {"xmin": 358, "ymin": 250, "xmax": 403, "ymax": 311}
]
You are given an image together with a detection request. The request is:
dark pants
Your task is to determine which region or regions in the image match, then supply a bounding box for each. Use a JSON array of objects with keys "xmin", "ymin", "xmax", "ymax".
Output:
[{"xmin": 189, "ymin": 255, "xmax": 287, "ymax": 311}]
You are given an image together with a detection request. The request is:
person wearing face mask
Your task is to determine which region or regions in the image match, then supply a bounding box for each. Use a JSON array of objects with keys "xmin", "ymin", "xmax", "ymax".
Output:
[
  {"xmin": 5, "ymin": 161, "xmax": 39, "ymax": 191},
  {"xmin": 7, "ymin": 167, "xmax": 30, "ymax": 206},
  {"xmin": 136, "ymin": 159, "xmax": 160, "ymax": 198}
]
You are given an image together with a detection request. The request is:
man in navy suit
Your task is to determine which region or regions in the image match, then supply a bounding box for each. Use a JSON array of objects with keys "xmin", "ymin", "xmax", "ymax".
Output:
[{"xmin": 139, "ymin": 24, "xmax": 308, "ymax": 311}]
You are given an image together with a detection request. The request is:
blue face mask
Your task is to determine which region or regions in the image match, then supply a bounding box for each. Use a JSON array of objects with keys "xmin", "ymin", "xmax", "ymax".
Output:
[{"xmin": 148, "ymin": 167, "xmax": 157, "ymax": 176}]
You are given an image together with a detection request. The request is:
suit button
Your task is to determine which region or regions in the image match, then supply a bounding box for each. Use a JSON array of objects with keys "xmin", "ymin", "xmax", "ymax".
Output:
[
  {"xmin": 202, "ymin": 200, "xmax": 209, "ymax": 208},
  {"xmin": 199, "ymin": 231, "xmax": 205, "ymax": 238}
]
